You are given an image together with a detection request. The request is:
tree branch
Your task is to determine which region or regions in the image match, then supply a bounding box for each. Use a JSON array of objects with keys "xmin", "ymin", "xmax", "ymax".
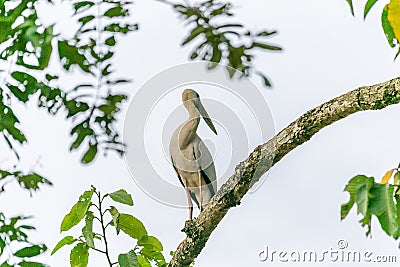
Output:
[{"xmin": 168, "ymin": 77, "xmax": 400, "ymax": 266}]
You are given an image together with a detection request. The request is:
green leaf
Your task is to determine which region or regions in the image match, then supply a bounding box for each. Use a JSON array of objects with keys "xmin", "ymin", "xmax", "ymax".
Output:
[
  {"xmin": 101, "ymin": 63, "xmax": 112, "ymax": 76},
  {"xmin": 9, "ymin": 71, "xmax": 40, "ymax": 102},
  {"xmin": 341, "ymin": 175, "xmax": 372, "ymax": 220},
  {"xmin": 182, "ymin": 26, "xmax": 205, "ymax": 45},
  {"xmin": 104, "ymin": 6, "xmax": 128, "ymax": 18},
  {"xmin": 14, "ymin": 244, "xmax": 47, "ymax": 258},
  {"xmin": 0, "ymin": 100, "xmax": 26, "ymax": 144},
  {"xmin": 74, "ymin": 1, "xmax": 95, "ymax": 14},
  {"xmin": 173, "ymin": 4, "xmax": 188, "ymax": 14},
  {"xmin": 137, "ymin": 255, "xmax": 152, "ymax": 267},
  {"xmin": 118, "ymin": 250, "xmax": 138, "ymax": 267},
  {"xmin": 140, "ymin": 247, "xmax": 165, "ymax": 263},
  {"xmin": 109, "ymin": 189, "xmax": 133, "ymax": 206},
  {"xmin": 251, "ymin": 42, "xmax": 282, "ymax": 51},
  {"xmin": 0, "ymin": 261, "xmax": 12, "ymax": 267},
  {"xmin": 355, "ymin": 178, "xmax": 374, "ymax": 215},
  {"xmin": 368, "ymin": 183, "xmax": 398, "ymax": 236},
  {"xmin": 82, "ymin": 211, "xmax": 94, "ymax": 248},
  {"xmin": 257, "ymin": 72, "xmax": 272, "ymax": 87},
  {"xmin": 210, "ymin": 45, "xmax": 222, "ymax": 65},
  {"xmin": 109, "ymin": 206, "xmax": 120, "ymax": 234},
  {"xmin": 70, "ymin": 243, "xmax": 89, "ymax": 267},
  {"xmin": 17, "ymin": 173, "xmax": 53, "ymax": 191},
  {"xmin": 346, "ymin": 0, "xmax": 355, "ymax": 16},
  {"xmin": 45, "ymin": 74, "xmax": 59, "ymax": 81},
  {"xmin": 78, "ymin": 15, "xmax": 95, "ymax": 26},
  {"xmin": 359, "ymin": 212, "xmax": 372, "ymax": 236},
  {"xmin": 118, "ymin": 214, "xmax": 147, "ymax": 240},
  {"xmin": 104, "ymin": 23, "xmax": 138, "ymax": 34},
  {"xmin": 364, "ymin": 0, "xmax": 378, "ymax": 19},
  {"xmin": 65, "ymin": 99, "xmax": 90, "ymax": 118},
  {"xmin": 19, "ymin": 262, "xmax": 47, "ymax": 267},
  {"xmin": 394, "ymin": 172, "xmax": 400, "ymax": 185},
  {"xmin": 0, "ymin": 170, "xmax": 11, "ymax": 179},
  {"xmin": 353, "ymin": 177, "xmax": 374, "ymax": 237},
  {"xmin": 36, "ymin": 26, "xmax": 54, "ymax": 70},
  {"xmin": 81, "ymin": 144, "xmax": 98, "ymax": 164},
  {"xmin": 256, "ymin": 30, "xmax": 277, "ymax": 36},
  {"xmin": 382, "ymin": 5, "xmax": 397, "ymax": 48},
  {"xmin": 106, "ymin": 79, "xmax": 131, "ymax": 85},
  {"xmin": 51, "ymin": 236, "xmax": 76, "ymax": 255},
  {"xmin": 6, "ymin": 84, "xmax": 28, "ymax": 103},
  {"xmin": 226, "ymin": 65, "xmax": 237, "ymax": 78},
  {"xmin": 58, "ymin": 40, "xmax": 91, "ymax": 72},
  {"xmin": 138, "ymin": 235, "xmax": 163, "ymax": 251},
  {"xmin": 216, "ymin": 23, "xmax": 243, "ymax": 29},
  {"xmin": 61, "ymin": 188, "xmax": 95, "ymax": 232},
  {"xmin": 70, "ymin": 121, "xmax": 94, "ymax": 151},
  {"xmin": 227, "ymin": 45, "xmax": 244, "ymax": 69},
  {"xmin": 0, "ymin": 237, "xmax": 5, "ymax": 255},
  {"xmin": 105, "ymin": 36, "xmax": 116, "ymax": 46}
]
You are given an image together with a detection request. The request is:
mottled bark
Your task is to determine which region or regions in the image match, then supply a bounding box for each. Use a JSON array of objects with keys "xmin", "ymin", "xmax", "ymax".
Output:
[{"xmin": 168, "ymin": 77, "xmax": 400, "ymax": 267}]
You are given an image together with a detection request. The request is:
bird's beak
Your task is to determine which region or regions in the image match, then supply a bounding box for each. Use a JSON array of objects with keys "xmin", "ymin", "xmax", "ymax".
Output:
[{"xmin": 196, "ymin": 101, "xmax": 217, "ymax": 135}]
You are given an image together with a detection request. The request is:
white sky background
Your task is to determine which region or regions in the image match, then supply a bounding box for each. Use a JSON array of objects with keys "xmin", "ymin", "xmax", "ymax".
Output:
[{"xmin": 1, "ymin": 0, "xmax": 400, "ymax": 266}]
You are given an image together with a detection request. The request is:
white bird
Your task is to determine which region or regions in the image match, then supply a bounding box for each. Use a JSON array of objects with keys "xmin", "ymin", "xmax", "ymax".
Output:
[{"xmin": 169, "ymin": 89, "xmax": 218, "ymax": 220}]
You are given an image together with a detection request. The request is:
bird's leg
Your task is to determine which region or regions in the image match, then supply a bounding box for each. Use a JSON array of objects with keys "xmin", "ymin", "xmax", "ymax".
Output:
[
  {"xmin": 198, "ymin": 170, "xmax": 203, "ymax": 212},
  {"xmin": 182, "ymin": 179, "xmax": 193, "ymax": 220}
]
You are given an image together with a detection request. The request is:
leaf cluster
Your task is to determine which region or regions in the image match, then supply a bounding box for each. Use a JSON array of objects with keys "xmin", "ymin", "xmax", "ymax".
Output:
[
  {"xmin": 341, "ymin": 169, "xmax": 400, "ymax": 239},
  {"xmin": 346, "ymin": 0, "xmax": 400, "ymax": 59},
  {"xmin": 0, "ymin": 169, "xmax": 52, "ymax": 194},
  {"xmin": 52, "ymin": 186, "xmax": 167, "ymax": 267},
  {"xmin": 0, "ymin": 0, "xmax": 136, "ymax": 170},
  {"xmin": 0, "ymin": 213, "xmax": 48, "ymax": 266},
  {"xmin": 173, "ymin": 0, "xmax": 281, "ymax": 86},
  {"xmin": 39, "ymin": 0, "xmax": 137, "ymax": 163}
]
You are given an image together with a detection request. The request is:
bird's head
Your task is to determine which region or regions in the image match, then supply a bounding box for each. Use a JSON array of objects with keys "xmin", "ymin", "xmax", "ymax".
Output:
[
  {"xmin": 182, "ymin": 89, "xmax": 199, "ymax": 103},
  {"xmin": 181, "ymin": 89, "xmax": 217, "ymax": 135}
]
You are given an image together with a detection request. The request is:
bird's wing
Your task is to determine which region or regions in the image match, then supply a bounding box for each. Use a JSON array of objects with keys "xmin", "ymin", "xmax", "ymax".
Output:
[
  {"xmin": 171, "ymin": 156, "xmax": 200, "ymax": 208},
  {"xmin": 195, "ymin": 141, "xmax": 217, "ymax": 196}
]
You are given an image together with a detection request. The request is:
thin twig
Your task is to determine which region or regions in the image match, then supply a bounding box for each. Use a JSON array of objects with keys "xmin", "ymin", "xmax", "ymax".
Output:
[
  {"xmin": 91, "ymin": 247, "xmax": 107, "ymax": 254},
  {"xmin": 98, "ymin": 191, "xmax": 113, "ymax": 266}
]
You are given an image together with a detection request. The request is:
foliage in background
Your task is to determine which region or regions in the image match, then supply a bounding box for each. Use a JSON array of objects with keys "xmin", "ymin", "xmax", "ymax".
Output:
[
  {"xmin": 0, "ymin": 0, "xmax": 135, "ymax": 172},
  {"xmin": 52, "ymin": 186, "xmax": 167, "ymax": 267},
  {"xmin": 170, "ymin": 0, "xmax": 281, "ymax": 87},
  {"xmin": 346, "ymin": 0, "xmax": 400, "ymax": 58},
  {"xmin": 342, "ymin": 0, "xmax": 400, "ymax": 248},
  {"xmin": 0, "ymin": 0, "xmax": 137, "ymax": 264},
  {"xmin": 0, "ymin": 213, "xmax": 48, "ymax": 266},
  {"xmin": 341, "ymin": 166, "xmax": 400, "ymax": 241},
  {"xmin": 0, "ymin": 169, "xmax": 52, "ymax": 195},
  {"xmin": 0, "ymin": 0, "xmax": 57, "ymax": 191},
  {"xmin": 54, "ymin": 0, "xmax": 137, "ymax": 163}
]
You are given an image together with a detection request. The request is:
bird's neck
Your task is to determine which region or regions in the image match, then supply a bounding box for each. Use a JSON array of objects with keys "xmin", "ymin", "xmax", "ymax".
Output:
[
  {"xmin": 187, "ymin": 103, "xmax": 200, "ymax": 119},
  {"xmin": 178, "ymin": 105, "xmax": 200, "ymax": 150},
  {"xmin": 184, "ymin": 105, "xmax": 200, "ymax": 135}
]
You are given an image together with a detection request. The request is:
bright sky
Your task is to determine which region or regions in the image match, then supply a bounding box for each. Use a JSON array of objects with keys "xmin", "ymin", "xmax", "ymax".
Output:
[{"xmin": 1, "ymin": 0, "xmax": 400, "ymax": 266}]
